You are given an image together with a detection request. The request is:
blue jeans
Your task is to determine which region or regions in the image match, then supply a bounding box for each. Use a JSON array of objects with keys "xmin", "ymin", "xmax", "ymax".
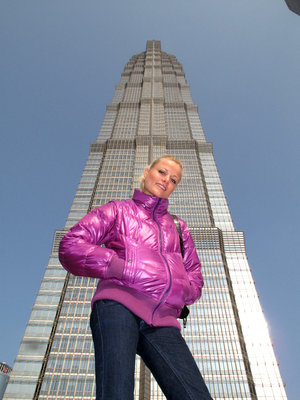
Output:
[{"xmin": 90, "ymin": 300, "xmax": 212, "ymax": 400}]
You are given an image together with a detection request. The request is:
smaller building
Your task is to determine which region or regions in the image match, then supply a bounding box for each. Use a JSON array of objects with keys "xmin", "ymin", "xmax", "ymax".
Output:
[{"xmin": 0, "ymin": 363, "xmax": 12, "ymax": 400}]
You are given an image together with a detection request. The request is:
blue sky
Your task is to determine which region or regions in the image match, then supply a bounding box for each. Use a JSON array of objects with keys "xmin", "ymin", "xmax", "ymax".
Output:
[{"xmin": 1, "ymin": 1, "xmax": 299, "ymax": 398}]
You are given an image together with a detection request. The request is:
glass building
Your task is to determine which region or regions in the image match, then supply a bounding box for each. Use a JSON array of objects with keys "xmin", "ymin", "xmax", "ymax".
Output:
[
  {"xmin": 4, "ymin": 41, "xmax": 287, "ymax": 400},
  {"xmin": 0, "ymin": 363, "xmax": 12, "ymax": 400}
]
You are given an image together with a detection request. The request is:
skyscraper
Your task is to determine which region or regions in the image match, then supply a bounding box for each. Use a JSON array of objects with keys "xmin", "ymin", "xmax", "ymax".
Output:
[{"xmin": 4, "ymin": 40, "xmax": 287, "ymax": 400}]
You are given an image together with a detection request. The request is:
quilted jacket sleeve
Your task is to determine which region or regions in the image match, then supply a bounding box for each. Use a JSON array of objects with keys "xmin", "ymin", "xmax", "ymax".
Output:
[
  {"xmin": 179, "ymin": 219, "xmax": 204, "ymax": 305},
  {"xmin": 59, "ymin": 202, "xmax": 124, "ymax": 279}
]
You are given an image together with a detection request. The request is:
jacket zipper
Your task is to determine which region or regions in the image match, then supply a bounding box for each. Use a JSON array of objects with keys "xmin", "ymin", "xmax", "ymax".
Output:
[{"xmin": 150, "ymin": 198, "xmax": 172, "ymax": 325}]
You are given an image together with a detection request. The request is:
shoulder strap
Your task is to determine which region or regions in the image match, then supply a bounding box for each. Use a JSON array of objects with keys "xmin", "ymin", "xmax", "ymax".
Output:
[
  {"xmin": 171, "ymin": 214, "xmax": 190, "ymax": 327},
  {"xmin": 171, "ymin": 214, "xmax": 184, "ymax": 258}
]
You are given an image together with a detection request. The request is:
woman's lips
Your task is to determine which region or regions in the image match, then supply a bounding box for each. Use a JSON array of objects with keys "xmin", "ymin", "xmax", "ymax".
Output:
[{"xmin": 156, "ymin": 183, "xmax": 166, "ymax": 191}]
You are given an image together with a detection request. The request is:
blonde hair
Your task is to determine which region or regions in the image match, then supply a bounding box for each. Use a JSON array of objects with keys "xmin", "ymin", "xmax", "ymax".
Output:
[{"xmin": 140, "ymin": 155, "xmax": 183, "ymax": 190}]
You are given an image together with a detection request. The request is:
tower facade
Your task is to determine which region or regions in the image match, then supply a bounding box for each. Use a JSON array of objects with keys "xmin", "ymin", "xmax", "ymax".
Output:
[{"xmin": 4, "ymin": 41, "xmax": 287, "ymax": 400}]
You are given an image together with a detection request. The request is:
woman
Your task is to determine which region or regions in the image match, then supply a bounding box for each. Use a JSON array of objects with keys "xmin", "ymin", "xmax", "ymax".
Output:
[{"xmin": 59, "ymin": 155, "xmax": 212, "ymax": 400}]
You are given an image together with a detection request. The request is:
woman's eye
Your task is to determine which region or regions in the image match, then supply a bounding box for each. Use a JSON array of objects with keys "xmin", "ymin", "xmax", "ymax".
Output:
[
  {"xmin": 158, "ymin": 170, "xmax": 165, "ymax": 175},
  {"xmin": 171, "ymin": 179, "xmax": 177, "ymax": 184}
]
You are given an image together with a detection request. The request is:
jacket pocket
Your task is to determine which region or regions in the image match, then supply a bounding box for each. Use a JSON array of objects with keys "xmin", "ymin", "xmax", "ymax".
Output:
[
  {"xmin": 165, "ymin": 276, "xmax": 190, "ymax": 309},
  {"xmin": 122, "ymin": 245, "xmax": 137, "ymax": 284}
]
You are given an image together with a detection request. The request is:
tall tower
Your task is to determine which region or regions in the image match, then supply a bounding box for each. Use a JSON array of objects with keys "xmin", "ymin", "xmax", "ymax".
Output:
[{"xmin": 4, "ymin": 41, "xmax": 287, "ymax": 400}]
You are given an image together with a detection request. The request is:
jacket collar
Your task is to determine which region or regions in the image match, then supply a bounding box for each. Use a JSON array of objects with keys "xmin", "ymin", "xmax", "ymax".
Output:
[{"xmin": 132, "ymin": 189, "xmax": 169, "ymax": 216}]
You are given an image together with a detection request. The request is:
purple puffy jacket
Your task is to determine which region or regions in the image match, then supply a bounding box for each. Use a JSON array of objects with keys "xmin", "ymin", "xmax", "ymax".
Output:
[{"xmin": 59, "ymin": 189, "xmax": 203, "ymax": 329}]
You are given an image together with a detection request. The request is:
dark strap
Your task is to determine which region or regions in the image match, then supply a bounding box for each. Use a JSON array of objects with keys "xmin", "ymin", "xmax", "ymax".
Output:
[
  {"xmin": 172, "ymin": 214, "xmax": 184, "ymax": 257},
  {"xmin": 171, "ymin": 214, "xmax": 190, "ymax": 328}
]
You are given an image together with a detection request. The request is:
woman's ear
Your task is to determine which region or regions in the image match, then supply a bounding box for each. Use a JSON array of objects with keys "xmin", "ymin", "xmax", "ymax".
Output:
[{"xmin": 143, "ymin": 167, "xmax": 150, "ymax": 178}]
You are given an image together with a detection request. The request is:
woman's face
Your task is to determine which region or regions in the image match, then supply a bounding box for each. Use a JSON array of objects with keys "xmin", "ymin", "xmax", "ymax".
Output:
[{"xmin": 143, "ymin": 159, "xmax": 182, "ymax": 199}]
